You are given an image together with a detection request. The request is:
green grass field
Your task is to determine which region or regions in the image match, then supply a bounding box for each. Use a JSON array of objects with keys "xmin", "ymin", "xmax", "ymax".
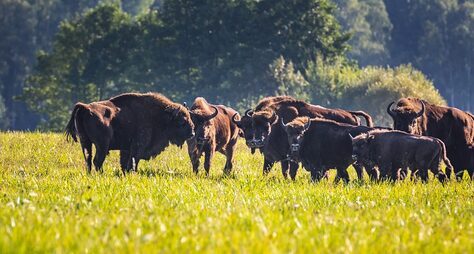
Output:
[{"xmin": 0, "ymin": 132, "xmax": 473, "ymax": 253}]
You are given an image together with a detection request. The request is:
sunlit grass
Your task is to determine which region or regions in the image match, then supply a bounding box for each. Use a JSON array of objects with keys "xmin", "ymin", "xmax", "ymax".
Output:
[{"xmin": 0, "ymin": 132, "xmax": 473, "ymax": 253}]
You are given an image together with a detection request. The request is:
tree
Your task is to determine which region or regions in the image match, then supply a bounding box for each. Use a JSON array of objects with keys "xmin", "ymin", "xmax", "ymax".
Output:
[
  {"xmin": 22, "ymin": 4, "xmax": 133, "ymax": 130},
  {"xmin": 334, "ymin": 0, "xmax": 392, "ymax": 66}
]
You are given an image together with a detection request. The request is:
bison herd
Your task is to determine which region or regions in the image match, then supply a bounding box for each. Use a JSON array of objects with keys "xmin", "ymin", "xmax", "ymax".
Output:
[{"xmin": 65, "ymin": 92, "xmax": 474, "ymax": 182}]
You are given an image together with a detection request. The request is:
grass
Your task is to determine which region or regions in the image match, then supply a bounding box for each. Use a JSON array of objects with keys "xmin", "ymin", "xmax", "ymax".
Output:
[{"xmin": 0, "ymin": 132, "xmax": 473, "ymax": 253}]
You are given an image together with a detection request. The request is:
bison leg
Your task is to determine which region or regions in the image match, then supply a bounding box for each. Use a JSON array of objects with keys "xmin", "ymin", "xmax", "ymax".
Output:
[
  {"xmin": 378, "ymin": 166, "xmax": 391, "ymax": 181},
  {"xmin": 366, "ymin": 166, "xmax": 379, "ymax": 181},
  {"xmin": 280, "ymin": 160, "xmax": 289, "ymax": 179},
  {"xmin": 93, "ymin": 143, "xmax": 109, "ymax": 173},
  {"xmin": 418, "ymin": 169, "xmax": 429, "ymax": 183},
  {"xmin": 389, "ymin": 168, "xmax": 400, "ymax": 182},
  {"xmin": 263, "ymin": 157, "xmax": 274, "ymax": 175},
  {"xmin": 310, "ymin": 168, "xmax": 325, "ymax": 182},
  {"xmin": 353, "ymin": 163, "xmax": 364, "ymax": 181},
  {"xmin": 445, "ymin": 166, "xmax": 452, "ymax": 180},
  {"xmin": 80, "ymin": 139, "xmax": 92, "ymax": 174},
  {"xmin": 188, "ymin": 145, "xmax": 202, "ymax": 175},
  {"xmin": 335, "ymin": 167, "xmax": 350, "ymax": 184},
  {"xmin": 429, "ymin": 160, "xmax": 447, "ymax": 183},
  {"xmin": 120, "ymin": 150, "xmax": 132, "ymax": 175},
  {"xmin": 289, "ymin": 161, "xmax": 298, "ymax": 180},
  {"xmin": 224, "ymin": 143, "xmax": 236, "ymax": 175},
  {"xmin": 204, "ymin": 150, "xmax": 213, "ymax": 176}
]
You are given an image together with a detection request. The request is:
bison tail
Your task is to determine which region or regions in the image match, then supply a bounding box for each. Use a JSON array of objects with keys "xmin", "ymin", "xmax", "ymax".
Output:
[
  {"xmin": 65, "ymin": 103, "xmax": 88, "ymax": 142},
  {"xmin": 349, "ymin": 111, "xmax": 374, "ymax": 127},
  {"xmin": 437, "ymin": 139, "xmax": 453, "ymax": 173}
]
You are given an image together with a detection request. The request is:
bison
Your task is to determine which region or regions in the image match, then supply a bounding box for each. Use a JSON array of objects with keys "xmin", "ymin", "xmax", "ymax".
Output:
[
  {"xmin": 233, "ymin": 96, "xmax": 374, "ymax": 180},
  {"xmin": 187, "ymin": 97, "xmax": 240, "ymax": 175},
  {"xmin": 65, "ymin": 92, "xmax": 195, "ymax": 174},
  {"xmin": 350, "ymin": 130, "xmax": 451, "ymax": 182},
  {"xmin": 387, "ymin": 98, "xmax": 474, "ymax": 180},
  {"xmin": 281, "ymin": 117, "xmax": 387, "ymax": 182}
]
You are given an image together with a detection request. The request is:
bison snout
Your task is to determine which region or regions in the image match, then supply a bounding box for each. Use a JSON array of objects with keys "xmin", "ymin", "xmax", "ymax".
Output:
[
  {"xmin": 197, "ymin": 137, "xmax": 209, "ymax": 145},
  {"xmin": 253, "ymin": 138, "xmax": 265, "ymax": 148},
  {"xmin": 290, "ymin": 144, "xmax": 300, "ymax": 153},
  {"xmin": 186, "ymin": 131, "xmax": 195, "ymax": 140}
]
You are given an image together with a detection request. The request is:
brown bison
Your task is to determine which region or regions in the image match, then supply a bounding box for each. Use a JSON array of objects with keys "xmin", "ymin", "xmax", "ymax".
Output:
[
  {"xmin": 233, "ymin": 96, "xmax": 374, "ymax": 180},
  {"xmin": 350, "ymin": 130, "xmax": 451, "ymax": 183},
  {"xmin": 65, "ymin": 92, "xmax": 195, "ymax": 174},
  {"xmin": 187, "ymin": 97, "xmax": 240, "ymax": 175},
  {"xmin": 281, "ymin": 117, "xmax": 387, "ymax": 182},
  {"xmin": 387, "ymin": 98, "xmax": 474, "ymax": 180}
]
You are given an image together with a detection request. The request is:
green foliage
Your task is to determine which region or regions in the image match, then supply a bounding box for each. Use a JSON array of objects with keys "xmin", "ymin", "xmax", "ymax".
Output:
[
  {"xmin": 269, "ymin": 56, "xmax": 310, "ymax": 101},
  {"xmin": 0, "ymin": 132, "xmax": 473, "ymax": 252},
  {"xmin": 334, "ymin": 0, "xmax": 392, "ymax": 66},
  {"xmin": 268, "ymin": 56, "xmax": 446, "ymax": 126},
  {"xmin": 305, "ymin": 60, "xmax": 446, "ymax": 125},
  {"xmin": 21, "ymin": 1, "xmax": 349, "ymax": 130},
  {"xmin": 384, "ymin": 0, "xmax": 474, "ymax": 107}
]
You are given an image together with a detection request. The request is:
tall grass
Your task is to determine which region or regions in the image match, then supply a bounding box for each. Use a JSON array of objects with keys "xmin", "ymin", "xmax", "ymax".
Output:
[{"xmin": 0, "ymin": 132, "xmax": 473, "ymax": 253}]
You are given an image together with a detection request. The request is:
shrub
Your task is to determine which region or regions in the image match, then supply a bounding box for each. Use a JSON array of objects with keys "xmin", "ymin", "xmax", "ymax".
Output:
[{"xmin": 271, "ymin": 56, "xmax": 446, "ymax": 126}]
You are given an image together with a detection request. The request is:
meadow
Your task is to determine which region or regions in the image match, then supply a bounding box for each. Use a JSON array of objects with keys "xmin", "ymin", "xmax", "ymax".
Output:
[{"xmin": 0, "ymin": 132, "xmax": 473, "ymax": 253}]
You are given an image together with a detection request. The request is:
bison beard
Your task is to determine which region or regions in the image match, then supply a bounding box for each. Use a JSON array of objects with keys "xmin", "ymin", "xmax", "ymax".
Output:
[
  {"xmin": 65, "ymin": 92, "xmax": 195, "ymax": 174},
  {"xmin": 187, "ymin": 97, "xmax": 240, "ymax": 175},
  {"xmin": 387, "ymin": 97, "xmax": 474, "ymax": 180}
]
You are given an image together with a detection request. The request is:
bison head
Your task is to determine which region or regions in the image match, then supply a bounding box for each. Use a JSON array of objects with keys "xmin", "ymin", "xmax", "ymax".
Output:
[
  {"xmin": 281, "ymin": 117, "xmax": 311, "ymax": 160},
  {"xmin": 250, "ymin": 110, "xmax": 278, "ymax": 148},
  {"xmin": 232, "ymin": 109, "xmax": 256, "ymax": 150},
  {"xmin": 167, "ymin": 104, "xmax": 195, "ymax": 146},
  {"xmin": 349, "ymin": 133, "xmax": 374, "ymax": 163},
  {"xmin": 190, "ymin": 106, "xmax": 219, "ymax": 146},
  {"xmin": 387, "ymin": 99, "xmax": 425, "ymax": 134}
]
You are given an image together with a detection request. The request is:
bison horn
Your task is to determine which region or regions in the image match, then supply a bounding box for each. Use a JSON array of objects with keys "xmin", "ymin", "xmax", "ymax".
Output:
[
  {"xmin": 280, "ymin": 118, "xmax": 289, "ymax": 128},
  {"xmin": 304, "ymin": 117, "xmax": 311, "ymax": 131},
  {"xmin": 416, "ymin": 101, "xmax": 425, "ymax": 118},
  {"xmin": 232, "ymin": 113, "xmax": 241, "ymax": 125},
  {"xmin": 387, "ymin": 101, "xmax": 396, "ymax": 118},
  {"xmin": 183, "ymin": 102, "xmax": 188, "ymax": 109},
  {"xmin": 203, "ymin": 106, "xmax": 219, "ymax": 121},
  {"xmin": 269, "ymin": 111, "xmax": 278, "ymax": 125},
  {"xmin": 245, "ymin": 109, "xmax": 254, "ymax": 117}
]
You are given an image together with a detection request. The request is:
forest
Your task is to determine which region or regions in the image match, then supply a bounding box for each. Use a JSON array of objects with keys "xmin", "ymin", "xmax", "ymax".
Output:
[{"xmin": 1, "ymin": 0, "xmax": 473, "ymax": 130}]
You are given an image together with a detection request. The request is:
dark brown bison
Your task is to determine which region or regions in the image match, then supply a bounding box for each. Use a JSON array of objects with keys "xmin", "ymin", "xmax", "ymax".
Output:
[
  {"xmin": 350, "ymin": 130, "xmax": 451, "ymax": 183},
  {"xmin": 387, "ymin": 97, "xmax": 474, "ymax": 180},
  {"xmin": 187, "ymin": 97, "xmax": 240, "ymax": 175},
  {"xmin": 233, "ymin": 96, "xmax": 374, "ymax": 180},
  {"xmin": 281, "ymin": 117, "xmax": 387, "ymax": 182},
  {"xmin": 65, "ymin": 92, "xmax": 195, "ymax": 174}
]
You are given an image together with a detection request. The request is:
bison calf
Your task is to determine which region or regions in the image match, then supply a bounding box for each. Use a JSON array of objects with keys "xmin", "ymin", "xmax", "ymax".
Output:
[
  {"xmin": 350, "ymin": 130, "xmax": 451, "ymax": 183},
  {"xmin": 187, "ymin": 97, "xmax": 240, "ymax": 175},
  {"xmin": 281, "ymin": 117, "xmax": 380, "ymax": 182}
]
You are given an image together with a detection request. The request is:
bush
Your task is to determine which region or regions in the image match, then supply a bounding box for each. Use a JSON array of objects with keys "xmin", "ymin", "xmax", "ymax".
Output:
[{"xmin": 272, "ymin": 56, "xmax": 446, "ymax": 126}]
